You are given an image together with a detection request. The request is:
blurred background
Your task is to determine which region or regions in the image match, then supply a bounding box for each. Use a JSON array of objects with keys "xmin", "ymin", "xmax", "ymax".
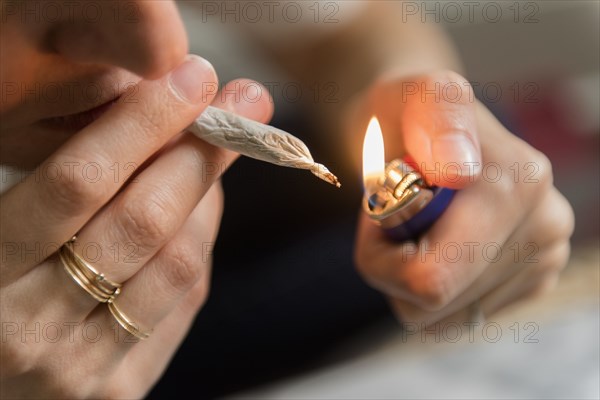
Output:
[
  {"xmin": 449, "ymin": 0, "xmax": 599, "ymax": 244},
  {"xmin": 150, "ymin": 1, "xmax": 599, "ymax": 399}
]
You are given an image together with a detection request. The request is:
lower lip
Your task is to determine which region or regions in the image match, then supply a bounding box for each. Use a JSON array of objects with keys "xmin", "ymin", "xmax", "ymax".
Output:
[{"xmin": 40, "ymin": 98, "xmax": 119, "ymax": 131}]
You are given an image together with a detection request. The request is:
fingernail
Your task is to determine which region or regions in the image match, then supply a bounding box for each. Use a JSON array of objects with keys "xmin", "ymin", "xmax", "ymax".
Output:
[
  {"xmin": 169, "ymin": 55, "xmax": 216, "ymax": 103},
  {"xmin": 431, "ymin": 133, "xmax": 481, "ymax": 176}
]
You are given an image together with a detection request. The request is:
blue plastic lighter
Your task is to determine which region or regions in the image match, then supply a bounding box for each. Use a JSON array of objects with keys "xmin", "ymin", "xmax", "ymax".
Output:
[{"xmin": 363, "ymin": 158, "xmax": 455, "ymax": 242}]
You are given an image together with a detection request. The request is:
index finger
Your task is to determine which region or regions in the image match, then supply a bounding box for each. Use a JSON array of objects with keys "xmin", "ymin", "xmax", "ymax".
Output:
[{"xmin": 1, "ymin": 55, "xmax": 217, "ymax": 282}]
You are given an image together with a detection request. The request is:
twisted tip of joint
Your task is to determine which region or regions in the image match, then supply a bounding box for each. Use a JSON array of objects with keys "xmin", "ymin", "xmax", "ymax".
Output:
[{"xmin": 311, "ymin": 163, "xmax": 341, "ymax": 188}]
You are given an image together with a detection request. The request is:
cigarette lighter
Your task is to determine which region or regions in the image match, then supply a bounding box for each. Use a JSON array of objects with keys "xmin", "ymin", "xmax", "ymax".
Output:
[{"xmin": 362, "ymin": 117, "xmax": 455, "ymax": 242}]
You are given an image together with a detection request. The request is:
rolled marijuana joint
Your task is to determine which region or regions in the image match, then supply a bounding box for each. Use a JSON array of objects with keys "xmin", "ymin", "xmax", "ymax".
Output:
[{"xmin": 187, "ymin": 106, "xmax": 341, "ymax": 188}]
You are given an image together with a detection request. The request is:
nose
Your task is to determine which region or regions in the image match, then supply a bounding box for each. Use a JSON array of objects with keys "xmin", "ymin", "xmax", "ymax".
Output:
[{"xmin": 49, "ymin": 0, "xmax": 188, "ymax": 79}]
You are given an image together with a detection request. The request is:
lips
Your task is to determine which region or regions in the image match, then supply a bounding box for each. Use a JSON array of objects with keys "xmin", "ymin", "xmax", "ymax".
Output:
[{"xmin": 39, "ymin": 96, "xmax": 120, "ymax": 132}]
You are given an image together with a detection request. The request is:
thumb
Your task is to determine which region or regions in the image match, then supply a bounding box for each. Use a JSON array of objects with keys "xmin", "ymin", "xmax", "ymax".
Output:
[
  {"xmin": 369, "ymin": 70, "xmax": 481, "ymax": 189},
  {"xmin": 401, "ymin": 71, "xmax": 481, "ymax": 188}
]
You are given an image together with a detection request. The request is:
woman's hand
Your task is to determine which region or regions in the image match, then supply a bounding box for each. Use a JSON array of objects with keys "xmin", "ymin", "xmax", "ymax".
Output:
[
  {"xmin": 0, "ymin": 56, "xmax": 273, "ymax": 398},
  {"xmin": 353, "ymin": 70, "xmax": 574, "ymax": 327}
]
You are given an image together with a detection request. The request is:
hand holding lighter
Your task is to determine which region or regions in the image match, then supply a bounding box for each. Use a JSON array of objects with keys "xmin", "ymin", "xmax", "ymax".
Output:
[{"xmin": 362, "ymin": 117, "xmax": 455, "ymax": 242}]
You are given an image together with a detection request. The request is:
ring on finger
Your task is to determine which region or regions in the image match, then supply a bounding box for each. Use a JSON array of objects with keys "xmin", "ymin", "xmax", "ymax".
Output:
[
  {"xmin": 108, "ymin": 300, "xmax": 153, "ymax": 340},
  {"xmin": 59, "ymin": 236, "xmax": 122, "ymax": 303}
]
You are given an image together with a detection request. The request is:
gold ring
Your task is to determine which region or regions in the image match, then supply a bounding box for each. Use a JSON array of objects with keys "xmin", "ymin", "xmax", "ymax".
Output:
[
  {"xmin": 64, "ymin": 237, "xmax": 121, "ymax": 293},
  {"xmin": 59, "ymin": 236, "xmax": 121, "ymax": 303},
  {"xmin": 108, "ymin": 301, "xmax": 152, "ymax": 340}
]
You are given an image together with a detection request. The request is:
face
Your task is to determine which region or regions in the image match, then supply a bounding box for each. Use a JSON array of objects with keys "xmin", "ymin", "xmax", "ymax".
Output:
[{"xmin": 0, "ymin": 0, "xmax": 188, "ymax": 169}]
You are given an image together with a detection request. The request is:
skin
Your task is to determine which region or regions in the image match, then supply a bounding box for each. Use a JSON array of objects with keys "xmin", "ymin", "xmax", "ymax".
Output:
[
  {"xmin": 354, "ymin": 72, "xmax": 574, "ymax": 326},
  {"xmin": 1, "ymin": 1, "xmax": 273, "ymax": 397},
  {"xmin": 0, "ymin": 1, "xmax": 574, "ymax": 398},
  {"xmin": 257, "ymin": 1, "xmax": 574, "ymax": 328}
]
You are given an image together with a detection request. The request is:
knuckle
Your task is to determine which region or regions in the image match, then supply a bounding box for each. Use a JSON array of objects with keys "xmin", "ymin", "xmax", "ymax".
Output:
[
  {"xmin": 525, "ymin": 190, "xmax": 575, "ymax": 251},
  {"xmin": 159, "ymin": 242, "xmax": 204, "ymax": 294},
  {"xmin": 550, "ymin": 193, "xmax": 576, "ymax": 240},
  {"xmin": 541, "ymin": 241, "xmax": 571, "ymax": 275},
  {"xmin": 525, "ymin": 241, "xmax": 570, "ymax": 289},
  {"xmin": 48, "ymin": 157, "xmax": 110, "ymax": 215},
  {"xmin": 399, "ymin": 267, "xmax": 454, "ymax": 311},
  {"xmin": 528, "ymin": 149, "xmax": 554, "ymax": 191},
  {"xmin": 117, "ymin": 194, "xmax": 176, "ymax": 253},
  {"xmin": 417, "ymin": 277, "xmax": 452, "ymax": 311},
  {"xmin": 179, "ymin": 278, "xmax": 211, "ymax": 313},
  {"xmin": 0, "ymin": 342, "xmax": 36, "ymax": 377},
  {"xmin": 517, "ymin": 149, "xmax": 554, "ymax": 200}
]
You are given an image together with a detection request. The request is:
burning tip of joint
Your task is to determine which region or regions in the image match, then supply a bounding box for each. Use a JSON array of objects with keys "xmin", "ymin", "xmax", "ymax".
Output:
[{"xmin": 311, "ymin": 163, "xmax": 342, "ymax": 188}]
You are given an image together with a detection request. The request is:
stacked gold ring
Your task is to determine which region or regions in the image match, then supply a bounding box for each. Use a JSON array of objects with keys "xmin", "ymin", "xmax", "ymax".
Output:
[
  {"xmin": 59, "ymin": 236, "xmax": 152, "ymax": 340},
  {"xmin": 108, "ymin": 301, "xmax": 152, "ymax": 340},
  {"xmin": 59, "ymin": 236, "xmax": 121, "ymax": 303}
]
